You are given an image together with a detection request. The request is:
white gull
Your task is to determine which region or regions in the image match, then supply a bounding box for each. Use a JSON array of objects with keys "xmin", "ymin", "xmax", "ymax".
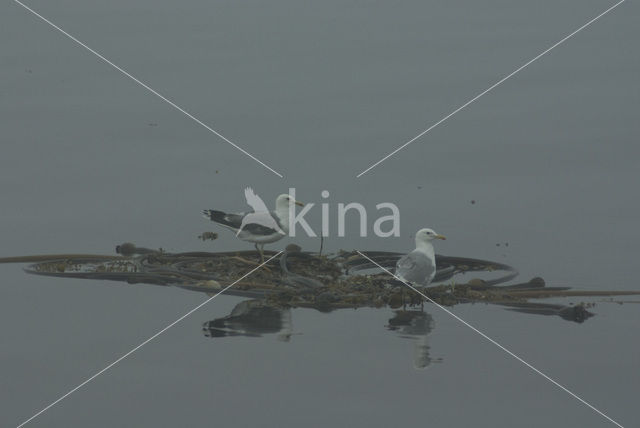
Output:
[
  {"xmin": 203, "ymin": 188, "xmax": 303, "ymax": 261},
  {"xmin": 395, "ymin": 228, "xmax": 446, "ymax": 286}
]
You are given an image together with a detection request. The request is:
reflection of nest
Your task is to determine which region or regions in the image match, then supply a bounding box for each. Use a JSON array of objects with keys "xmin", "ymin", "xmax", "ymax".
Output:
[{"xmin": 15, "ymin": 244, "xmax": 636, "ymax": 318}]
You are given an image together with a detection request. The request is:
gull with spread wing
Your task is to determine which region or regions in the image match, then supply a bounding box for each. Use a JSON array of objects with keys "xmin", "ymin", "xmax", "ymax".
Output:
[{"xmin": 203, "ymin": 188, "xmax": 304, "ymax": 261}]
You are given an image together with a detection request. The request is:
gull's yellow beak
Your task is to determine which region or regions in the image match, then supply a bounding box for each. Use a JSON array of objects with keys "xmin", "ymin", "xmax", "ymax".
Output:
[
  {"xmin": 435, "ymin": 234, "xmax": 446, "ymax": 240},
  {"xmin": 295, "ymin": 201, "xmax": 304, "ymax": 207}
]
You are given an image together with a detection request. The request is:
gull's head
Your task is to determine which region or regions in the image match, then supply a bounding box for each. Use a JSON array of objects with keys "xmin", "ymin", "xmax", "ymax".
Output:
[
  {"xmin": 416, "ymin": 228, "xmax": 446, "ymax": 243},
  {"xmin": 276, "ymin": 194, "xmax": 304, "ymax": 210}
]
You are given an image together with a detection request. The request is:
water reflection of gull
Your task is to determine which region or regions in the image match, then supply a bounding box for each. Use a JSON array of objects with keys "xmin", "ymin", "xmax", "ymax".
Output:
[
  {"xmin": 202, "ymin": 299, "xmax": 294, "ymax": 339},
  {"xmin": 387, "ymin": 310, "xmax": 441, "ymax": 369},
  {"xmin": 203, "ymin": 300, "xmax": 444, "ymax": 367}
]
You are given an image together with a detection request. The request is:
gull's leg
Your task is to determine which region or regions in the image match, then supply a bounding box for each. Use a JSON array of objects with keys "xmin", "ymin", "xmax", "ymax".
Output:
[{"xmin": 254, "ymin": 243, "xmax": 264, "ymax": 262}]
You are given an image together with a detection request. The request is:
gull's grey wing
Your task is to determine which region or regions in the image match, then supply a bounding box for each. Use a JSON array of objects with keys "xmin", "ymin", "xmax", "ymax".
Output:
[
  {"xmin": 269, "ymin": 210, "xmax": 286, "ymax": 230},
  {"xmin": 204, "ymin": 209, "xmax": 284, "ymax": 237},
  {"xmin": 238, "ymin": 222, "xmax": 282, "ymax": 237},
  {"xmin": 395, "ymin": 250, "xmax": 435, "ymax": 286},
  {"xmin": 238, "ymin": 210, "xmax": 285, "ymax": 237},
  {"xmin": 244, "ymin": 187, "xmax": 270, "ymax": 213}
]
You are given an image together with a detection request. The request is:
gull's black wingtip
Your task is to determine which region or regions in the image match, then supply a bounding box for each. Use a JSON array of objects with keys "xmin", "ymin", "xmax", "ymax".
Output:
[{"xmin": 202, "ymin": 209, "xmax": 229, "ymax": 225}]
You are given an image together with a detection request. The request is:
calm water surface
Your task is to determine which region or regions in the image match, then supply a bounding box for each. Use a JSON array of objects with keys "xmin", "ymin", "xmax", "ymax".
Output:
[{"xmin": 1, "ymin": 0, "xmax": 638, "ymax": 426}]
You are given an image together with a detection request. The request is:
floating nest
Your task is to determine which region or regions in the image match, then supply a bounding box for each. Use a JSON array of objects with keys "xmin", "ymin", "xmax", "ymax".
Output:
[{"xmin": 3, "ymin": 242, "xmax": 638, "ymax": 322}]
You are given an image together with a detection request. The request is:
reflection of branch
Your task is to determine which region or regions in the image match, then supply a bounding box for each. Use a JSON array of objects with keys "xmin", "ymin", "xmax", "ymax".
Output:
[{"xmin": 497, "ymin": 302, "xmax": 595, "ymax": 323}]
